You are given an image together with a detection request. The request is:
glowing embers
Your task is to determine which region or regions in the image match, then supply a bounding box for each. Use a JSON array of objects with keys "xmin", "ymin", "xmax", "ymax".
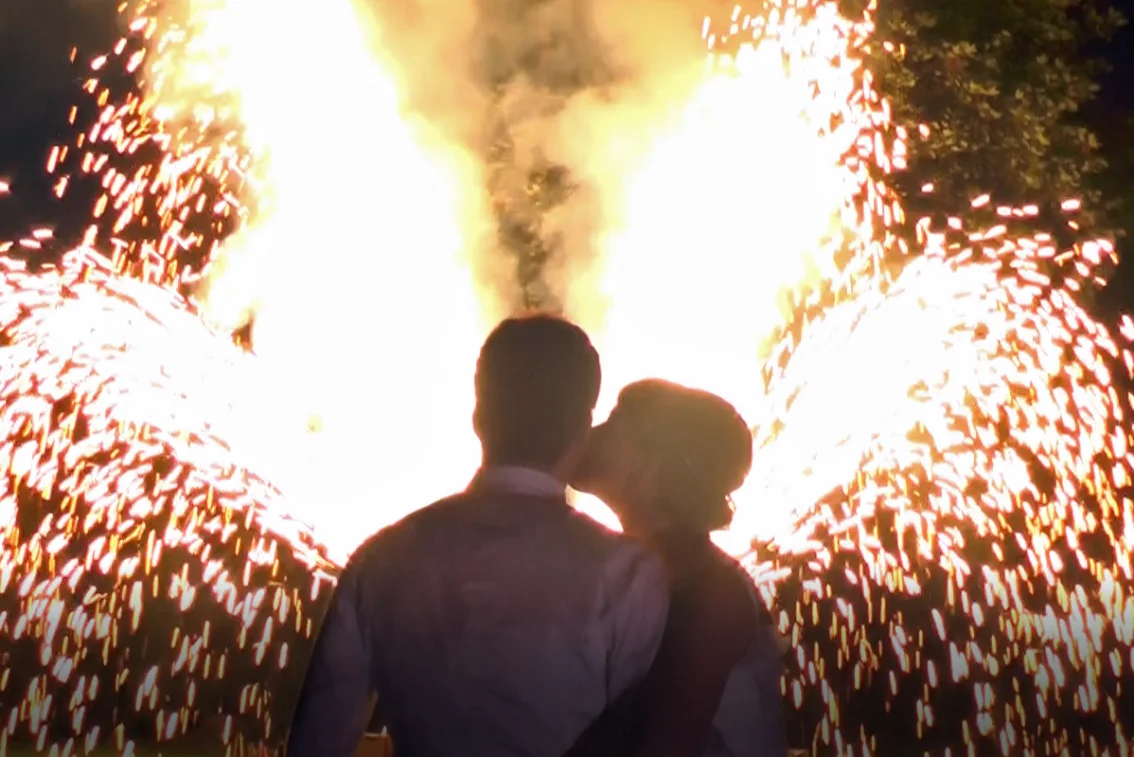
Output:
[{"xmin": 0, "ymin": 252, "xmax": 337, "ymax": 754}]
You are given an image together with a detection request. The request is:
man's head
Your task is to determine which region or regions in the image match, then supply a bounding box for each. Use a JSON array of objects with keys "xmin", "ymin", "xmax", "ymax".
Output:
[{"xmin": 473, "ymin": 314, "xmax": 602, "ymax": 475}]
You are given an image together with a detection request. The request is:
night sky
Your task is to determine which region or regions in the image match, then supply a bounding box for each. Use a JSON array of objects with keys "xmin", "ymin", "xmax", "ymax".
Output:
[
  {"xmin": 1103, "ymin": 0, "xmax": 1134, "ymax": 110},
  {"xmin": 1089, "ymin": 0, "xmax": 1134, "ymax": 310}
]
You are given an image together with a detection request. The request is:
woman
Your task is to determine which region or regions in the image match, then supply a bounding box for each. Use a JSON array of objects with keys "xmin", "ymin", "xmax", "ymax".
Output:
[{"xmin": 566, "ymin": 379, "xmax": 788, "ymax": 757}]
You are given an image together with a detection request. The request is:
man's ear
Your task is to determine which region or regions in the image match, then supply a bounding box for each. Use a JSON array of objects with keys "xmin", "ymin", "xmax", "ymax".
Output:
[{"xmin": 471, "ymin": 406, "xmax": 483, "ymax": 440}]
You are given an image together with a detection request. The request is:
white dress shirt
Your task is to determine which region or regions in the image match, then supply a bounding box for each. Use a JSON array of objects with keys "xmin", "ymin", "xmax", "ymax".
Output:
[{"xmin": 287, "ymin": 465, "xmax": 670, "ymax": 757}]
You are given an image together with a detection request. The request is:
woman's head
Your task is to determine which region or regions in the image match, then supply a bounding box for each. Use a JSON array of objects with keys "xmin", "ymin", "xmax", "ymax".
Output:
[{"xmin": 572, "ymin": 379, "xmax": 753, "ymax": 536}]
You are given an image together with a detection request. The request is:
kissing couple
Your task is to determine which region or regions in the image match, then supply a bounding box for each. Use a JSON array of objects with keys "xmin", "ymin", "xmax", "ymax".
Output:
[{"xmin": 287, "ymin": 314, "xmax": 788, "ymax": 757}]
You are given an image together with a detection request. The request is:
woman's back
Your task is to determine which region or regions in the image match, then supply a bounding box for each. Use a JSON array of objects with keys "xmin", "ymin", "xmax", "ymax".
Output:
[
  {"xmin": 693, "ymin": 558, "xmax": 788, "ymax": 757},
  {"xmin": 563, "ymin": 548, "xmax": 788, "ymax": 757}
]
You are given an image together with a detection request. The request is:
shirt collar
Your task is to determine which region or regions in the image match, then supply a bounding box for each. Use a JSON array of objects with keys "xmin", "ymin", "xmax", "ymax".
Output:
[{"xmin": 471, "ymin": 465, "xmax": 566, "ymax": 499}]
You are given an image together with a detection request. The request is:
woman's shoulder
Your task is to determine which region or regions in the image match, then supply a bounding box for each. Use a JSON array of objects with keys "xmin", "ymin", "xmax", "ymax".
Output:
[
  {"xmin": 677, "ymin": 547, "xmax": 784, "ymax": 649},
  {"xmin": 668, "ymin": 549, "xmax": 760, "ymax": 647},
  {"xmin": 679, "ymin": 546, "xmax": 756, "ymax": 600}
]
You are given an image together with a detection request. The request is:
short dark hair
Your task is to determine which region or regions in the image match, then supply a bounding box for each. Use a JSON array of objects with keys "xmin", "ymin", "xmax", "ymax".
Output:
[{"xmin": 474, "ymin": 314, "xmax": 602, "ymax": 468}]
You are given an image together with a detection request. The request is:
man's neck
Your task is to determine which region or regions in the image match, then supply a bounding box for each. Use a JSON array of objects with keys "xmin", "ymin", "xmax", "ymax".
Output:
[
  {"xmin": 473, "ymin": 464, "xmax": 567, "ymax": 499},
  {"xmin": 482, "ymin": 456, "xmax": 567, "ymax": 481}
]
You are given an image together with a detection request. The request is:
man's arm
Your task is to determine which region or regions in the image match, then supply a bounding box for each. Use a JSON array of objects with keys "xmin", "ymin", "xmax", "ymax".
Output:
[
  {"xmin": 605, "ymin": 545, "xmax": 670, "ymax": 700},
  {"xmin": 286, "ymin": 559, "xmax": 375, "ymax": 757},
  {"xmin": 626, "ymin": 567, "xmax": 760, "ymax": 757}
]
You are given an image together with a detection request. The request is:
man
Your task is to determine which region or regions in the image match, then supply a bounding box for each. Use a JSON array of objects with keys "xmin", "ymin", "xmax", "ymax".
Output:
[{"xmin": 286, "ymin": 314, "xmax": 670, "ymax": 757}]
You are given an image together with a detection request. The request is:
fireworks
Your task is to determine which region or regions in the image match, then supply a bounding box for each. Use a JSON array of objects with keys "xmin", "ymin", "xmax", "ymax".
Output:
[
  {"xmin": 562, "ymin": 1, "xmax": 904, "ymax": 529},
  {"xmin": 0, "ymin": 251, "xmax": 337, "ymax": 753},
  {"xmin": 755, "ymin": 222, "xmax": 1134, "ymax": 755},
  {"xmin": 62, "ymin": 0, "xmax": 499, "ymax": 557},
  {"xmin": 1, "ymin": 0, "xmax": 1133, "ymax": 754}
]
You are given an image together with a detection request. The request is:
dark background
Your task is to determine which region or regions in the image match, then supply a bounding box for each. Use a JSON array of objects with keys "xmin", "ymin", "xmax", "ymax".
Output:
[
  {"xmin": 1096, "ymin": 0, "xmax": 1134, "ymax": 121},
  {"xmin": 1090, "ymin": 0, "xmax": 1134, "ymax": 309}
]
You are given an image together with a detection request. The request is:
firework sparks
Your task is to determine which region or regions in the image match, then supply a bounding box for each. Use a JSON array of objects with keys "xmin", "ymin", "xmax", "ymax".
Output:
[
  {"xmin": 750, "ymin": 223, "xmax": 1134, "ymax": 754},
  {"xmin": 560, "ymin": 1, "xmax": 904, "ymax": 530},
  {"xmin": 52, "ymin": 0, "xmax": 503, "ymax": 558},
  {"xmin": 1, "ymin": 0, "xmax": 1133, "ymax": 754},
  {"xmin": 0, "ymin": 251, "xmax": 338, "ymax": 754}
]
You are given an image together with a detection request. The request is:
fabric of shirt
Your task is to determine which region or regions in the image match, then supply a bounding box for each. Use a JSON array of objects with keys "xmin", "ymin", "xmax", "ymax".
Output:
[
  {"xmin": 555, "ymin": 547, "xmax": 789, "ymax": 757},
  {"xmin": 286, "ymin": 466, "xmax": 671, "ymax": 757}
]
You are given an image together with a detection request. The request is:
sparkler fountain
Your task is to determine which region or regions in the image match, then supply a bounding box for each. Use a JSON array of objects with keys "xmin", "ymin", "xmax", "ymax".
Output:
[{"xmin": 0, "ymin": 0, "xmax": 1132, "ymax": 755}]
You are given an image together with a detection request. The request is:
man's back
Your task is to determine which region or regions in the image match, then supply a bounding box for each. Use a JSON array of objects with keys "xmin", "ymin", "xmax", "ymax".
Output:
[{"xmin": 289, "ymin": 467, "xmax": 669, "ymax": 757}]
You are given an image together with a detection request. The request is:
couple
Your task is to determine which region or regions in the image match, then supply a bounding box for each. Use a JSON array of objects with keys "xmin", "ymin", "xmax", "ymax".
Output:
[{"xmin": 286, "ymin": 315, "xmax": 788, "ymax": 757}]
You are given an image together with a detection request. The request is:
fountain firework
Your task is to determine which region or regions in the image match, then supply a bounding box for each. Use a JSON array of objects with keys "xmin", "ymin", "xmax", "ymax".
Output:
[
  {"xmin": 0, "ymin": 251, "xmax": 337, "ymax": 753},
  {"xmin": 0, "ymin": 0, "xmax": 1132, "ymax": 755}
]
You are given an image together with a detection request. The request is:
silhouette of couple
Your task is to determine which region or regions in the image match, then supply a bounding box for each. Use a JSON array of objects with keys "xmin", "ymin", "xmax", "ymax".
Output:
[{"xmin": 286, "ymin": 314, "xmax": 788, "ymax": 757}]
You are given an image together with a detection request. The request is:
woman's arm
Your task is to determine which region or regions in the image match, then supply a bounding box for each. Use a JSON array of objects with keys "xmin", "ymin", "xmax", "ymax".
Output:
[{"xmin": 625, "ymin": 567, "xmax": 758, "ymax": 757}]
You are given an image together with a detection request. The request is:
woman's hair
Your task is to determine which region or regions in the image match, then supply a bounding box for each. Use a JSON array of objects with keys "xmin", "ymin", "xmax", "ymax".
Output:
[{"xmin": 612, "ymin": 379, "xmax": 753, "ymax": 533}]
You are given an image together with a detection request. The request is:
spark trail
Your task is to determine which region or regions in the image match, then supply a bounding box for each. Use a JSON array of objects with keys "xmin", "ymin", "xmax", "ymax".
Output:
[
  {"xmin": 750, "ymin": 219, "xmax": 1134, "ymax": 755},
  {"xmin": 0, "ymin": 0, "xmax": 1132, "ymax": 755},
  {"xmin": 0, "ymin": 251, "xmax": 336, "ymax": 753}
]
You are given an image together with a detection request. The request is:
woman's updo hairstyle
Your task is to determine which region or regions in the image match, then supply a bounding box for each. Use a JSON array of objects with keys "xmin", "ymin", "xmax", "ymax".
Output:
[{"xmin": 611, "ymin": 379, "xmax": 753, "ymax": 533}]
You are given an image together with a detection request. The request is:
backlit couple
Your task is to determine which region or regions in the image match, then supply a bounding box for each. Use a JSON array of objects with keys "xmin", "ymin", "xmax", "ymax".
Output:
[{"xmin": 286, "ymin": 314, "xmax": 788, "ymax": 757}]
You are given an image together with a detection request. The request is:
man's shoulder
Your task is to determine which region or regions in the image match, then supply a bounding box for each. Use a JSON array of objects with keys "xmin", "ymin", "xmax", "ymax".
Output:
[
  {"xmin": 350, "ymin": 490, "xmax": 652, "ymax": 572},
  {"xmin": 348, "ymin": 492, "xmax": 470, "ymax": 563},
  {"xmin": 551, "ymin": 513, "xmax": 668, "ymax": 605},
  {"xmin": 390, "ymin": 491, "xmax": 471, "ymax": 530},
  {"xmin": 553, "ymin": 503, "xmax": 658, "ymax": 565}
]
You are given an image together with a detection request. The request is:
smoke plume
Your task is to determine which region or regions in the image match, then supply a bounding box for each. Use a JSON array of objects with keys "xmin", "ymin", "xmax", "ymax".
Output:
[{"xmin": 365, "ymin": 0, "xmax": 711, "ymax": 312}]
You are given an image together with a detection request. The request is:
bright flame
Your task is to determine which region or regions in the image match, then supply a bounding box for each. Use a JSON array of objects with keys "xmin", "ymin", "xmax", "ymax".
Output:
[
  {"xmin": 565, "ymin": 4, "xmax": 900, "ymax": 537},
  {"xmin": 582, "ymin": 42, "xmax": 855, "ymax": 406},
  {"xmin": 121, "ymin": 0, "xmax": 900, "ymax": 557},
  {"xmin": 4, "ymin": 0, "xmax": 1134, "ymax": 752},
  {"xmin": 144, "ymin": 0, "xmax": 499, "ymax": 559}
]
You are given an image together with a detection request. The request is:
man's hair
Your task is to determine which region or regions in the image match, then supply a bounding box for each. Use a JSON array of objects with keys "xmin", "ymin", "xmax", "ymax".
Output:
[{"xmin": 474, "ymin": 314, "xmax": 602, "ymax": 468}]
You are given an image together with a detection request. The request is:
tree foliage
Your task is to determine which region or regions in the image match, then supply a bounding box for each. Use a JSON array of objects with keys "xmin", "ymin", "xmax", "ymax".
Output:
[{"xmin": 843, "ymin": 0, "xmax": 1127, "ymax": 234}]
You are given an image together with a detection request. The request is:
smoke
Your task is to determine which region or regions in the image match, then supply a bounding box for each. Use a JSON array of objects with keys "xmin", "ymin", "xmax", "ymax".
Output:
[
  {"xmin": 364, "ymin": 0, "xmax": 711, "ymax": 312},
  {"xmin": 164, "ymin": 0, "xmax": 715, "ymax": 328},
  {"xmin": 153, "ymin": 0, "xmax": 718, "ymax": 541}
]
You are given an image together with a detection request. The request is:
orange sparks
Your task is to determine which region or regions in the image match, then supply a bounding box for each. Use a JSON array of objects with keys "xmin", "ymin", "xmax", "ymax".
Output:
[{"xmin": 0, "ymin": 0, "xmax": 1131, "ymax": 754}]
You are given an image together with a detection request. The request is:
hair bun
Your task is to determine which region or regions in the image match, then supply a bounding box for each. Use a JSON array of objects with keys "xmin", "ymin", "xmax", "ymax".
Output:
[{"xmin": 616, "ymin": 379, "xmax": 754, "ymax": 531}]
